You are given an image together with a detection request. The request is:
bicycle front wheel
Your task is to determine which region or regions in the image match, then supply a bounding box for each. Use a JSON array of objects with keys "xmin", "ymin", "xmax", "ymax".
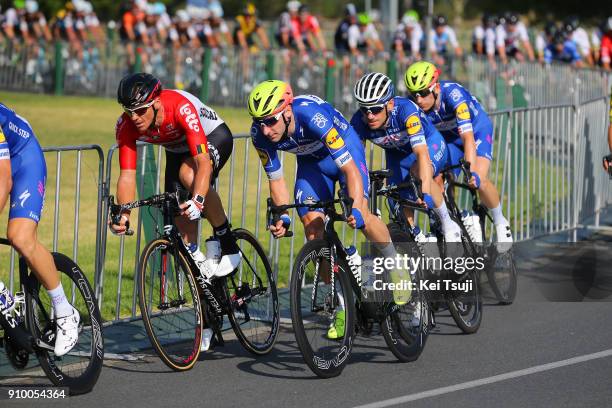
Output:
[
  {"xmin": 226, "ymin": 228, "xmax": 279, "ymax": 355},
  {"xmin": 138, "ymin": 238, "xmax": 203, "ymax": 371},
  {"xmin": 290, "ymin": 239, "xmax": 355, "ymax": 378},
  {"xmin": 25, "ymin": 253, "xmax": 104, "ymax": 395},
  {"xmin": 381, "ymin": 226, "xmax": 430, "ymax": 362}
]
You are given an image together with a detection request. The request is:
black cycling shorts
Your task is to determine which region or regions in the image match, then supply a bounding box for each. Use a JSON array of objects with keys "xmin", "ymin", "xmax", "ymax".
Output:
[{"xmin": 164, "ymin": 122, "xmax": 233, "ymax": 192}]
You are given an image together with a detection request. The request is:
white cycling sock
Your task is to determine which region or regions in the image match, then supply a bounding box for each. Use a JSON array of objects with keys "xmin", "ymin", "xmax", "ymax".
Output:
[
  {"xmin": 489, "ymin": 204, "xmax": 507, "ymax": 225},
  {"xmin": 433, "ymin": 201, "xmax": 455, "ymax": 230},
  {"xmin": 47, "ymin": 282, "xmax": 72, "ymax": 318}
]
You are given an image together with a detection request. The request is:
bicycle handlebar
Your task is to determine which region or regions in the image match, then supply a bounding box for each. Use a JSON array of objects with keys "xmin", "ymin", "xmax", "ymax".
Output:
[{"xmin": 266, "ymin": 191, "xmax": 354, "ymax": 238}]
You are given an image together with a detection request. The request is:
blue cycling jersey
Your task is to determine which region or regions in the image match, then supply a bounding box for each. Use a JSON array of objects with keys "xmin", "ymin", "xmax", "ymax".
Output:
[
  {"xmin": 544, "ymin": 40, "xmax": 581, "ymax": 64},
  {"xmin": 424, "ymin": 81, "xmax": 491, "ymax": 141},
  {"xmin": 251, "ymin": 95, "xmax": 369, "ymax": 217},
  {"xmin": 0, "ymin": 103, "xmax": 35, "ymax": 158},
  {"xmin": 0, "ymin": 103, "xmax": 47, "ymax": 223},
  {"xmin": 251, "ymin": 94, "xmax": 359, "ymax": 180},
  {"xmin": 350, "ymin": 96, "xmax": 440, "ymax": 154}
]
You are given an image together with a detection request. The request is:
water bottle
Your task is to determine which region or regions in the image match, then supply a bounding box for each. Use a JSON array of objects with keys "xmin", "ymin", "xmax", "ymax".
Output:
[{"xmin": 345, "ymin": 246, "xmax": 362, "ymax": 286}]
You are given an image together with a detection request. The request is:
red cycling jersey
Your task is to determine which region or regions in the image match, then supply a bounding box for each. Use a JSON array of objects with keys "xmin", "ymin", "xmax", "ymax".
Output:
[{"xmin": 116, "ymin": 89, "xmax": 225, "ymax": 170}]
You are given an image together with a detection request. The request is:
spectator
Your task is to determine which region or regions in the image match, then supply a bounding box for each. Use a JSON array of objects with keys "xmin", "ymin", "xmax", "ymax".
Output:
[
  {"xmin": 544, "ymin": 29, "xmax": 583, "ymax": 67},
  {"xmin": 429, "ymin": 14, "xmax": 462, "ymax": 68},
  {"xmin": 394, "ymin": 10, "xmax": 424, "ymax": 62},
  {"xmin": 563, "ymin": 16, "xmax": 594, "ymax": 65},
  {"xmin": 496, "ymin": 12, "xmax": 535, "ymax": 63},
  {"xmin": 599, "ymin": 17, "xmax": 612, "ymax": 70},
  {"xmin": 472, "ymin": 13, "xmax": 496, "ymax": 67}
]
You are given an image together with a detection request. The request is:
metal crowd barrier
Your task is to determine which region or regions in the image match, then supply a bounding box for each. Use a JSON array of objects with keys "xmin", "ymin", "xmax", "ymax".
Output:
[
  {"xmin": 0, "ymin": 145, "xmax": 105, "ymax": 302},
  {"xmin": 1, "ymin": 99, "xmax": 610, "ymax": 324}
]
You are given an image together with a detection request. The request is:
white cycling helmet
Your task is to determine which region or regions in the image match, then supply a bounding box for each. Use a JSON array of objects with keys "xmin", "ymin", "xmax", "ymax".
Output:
[
  {"xmin": 209, "ymin": 2, "xmax": 224, "ymax": 18},
  {"xmin": 354, "ymin": 72, "xmax": 395, "ymax": 107},
  {"xmin": 83, "ymin": 1, "xmax": 93, "ymax": 14},
  {"xmin": 25, "ymin": 0, "xmax": 38, "ymax": 13},
  {"xmin": 176, "ymin": 9, "xmax": 190, "ymax": 23},
  {"xmin": 287, "ymin": 0, "xmax": 301, "ymax": 12}
]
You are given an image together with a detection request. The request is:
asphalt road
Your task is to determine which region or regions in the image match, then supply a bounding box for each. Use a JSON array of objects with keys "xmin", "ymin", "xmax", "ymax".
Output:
[{"xmin": 2, "ymin": 223, "xmax": 612, "ymax": 408}]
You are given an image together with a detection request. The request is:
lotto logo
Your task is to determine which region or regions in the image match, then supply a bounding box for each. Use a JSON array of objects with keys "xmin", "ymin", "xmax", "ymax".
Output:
[
  {"xmin": 456, "ymin": 103, "xmax": 470, "ymax": 121},
  {"xmin": 179, "ymin": 103, "xmax": 201, "ymax": 132},
  {"xmin": 325, "ymin": 128, "xmax": 344, "ymax": 150},
  {"xmin": 311, "ymin": 112, "xmax": 328, "ymax": 129},
  {"xmin": 406, "ymin": 115, "xmax": 422, "ymax": 135}
]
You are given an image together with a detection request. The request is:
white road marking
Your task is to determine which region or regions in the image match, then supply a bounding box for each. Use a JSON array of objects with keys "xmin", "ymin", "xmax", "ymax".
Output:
[{"xmin": 354, "ymin": 349, "xmax": 612, "ymax": 408}]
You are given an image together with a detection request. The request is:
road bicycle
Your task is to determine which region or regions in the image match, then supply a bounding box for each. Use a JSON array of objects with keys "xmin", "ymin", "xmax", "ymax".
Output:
[
  {"xmin": 442, "ymin": 159, "xmax": 517, "ymax": 305},
  {"xmin": 109, "ymin": 188, "xmax": 279, "ymax": 371},
  {"xmin": 0, "ymin": 239, "xmax": 104, "ymax": 394},
  {"xmin": 267, "ymin": 191, "xmax": 430, "ymax": 378},
  {"xmin": 369, "ymin": 169, "xmax": 483, "ymax": 334}
]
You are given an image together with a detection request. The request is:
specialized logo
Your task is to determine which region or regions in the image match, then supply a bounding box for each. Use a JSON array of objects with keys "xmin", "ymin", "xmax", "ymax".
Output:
[
  {"xmin": 406, "ymin": 114, "xmax": 422, "ymax": 136},
  {"xmin": 325, "ymin": 128, "xmax": 344, "ymax": 150},
  {"xmin": 256, "ymin": 148, "xmax": 269, "ymax": 165},
  {"xmin": 456, "ymin": 102, "xmax": 470, "ymax": 121},
  {"xmin": 179, "ymin": 103, "xmax": 201, "ymax": 132},
  {"xmin": 311, "ymin": 112, "xmax": 328, "ymax": 129},
  {"xmin": 19, "ymin": 190, "xmax": 30, "ymax": 207}
]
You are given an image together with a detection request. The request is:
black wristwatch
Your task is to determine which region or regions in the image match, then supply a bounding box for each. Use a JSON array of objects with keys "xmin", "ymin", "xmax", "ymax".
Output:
[{"xmin": 193, "ymin": 194, "xmax": 205, "ymax": 207}]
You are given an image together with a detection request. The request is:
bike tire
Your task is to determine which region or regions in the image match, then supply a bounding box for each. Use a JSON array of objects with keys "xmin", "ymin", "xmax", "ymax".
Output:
[
  {"xmin": 138, "ymin": 238, "xmax": 203, "ymax": 371},
  {"xmin": 25, "ymin": 252, "xmax": 104, "ymax": 395},
  {"xmin": 446, "ymin": 218, "xmax": 483, "ymax": 334},
  {"xmin": 382, "ymin": 227, "xmax": 429, "ymax": 362},
  {"xmin": 226, "ymin": 228, "xmax": 280, "ymax": 355},
  {"xmin": 290, "ymin": 239, "xmax": 355, "ymax": 378},
  {"xmin": 486, "ymin": 247, "xmax": 518, "ymax": 305}
]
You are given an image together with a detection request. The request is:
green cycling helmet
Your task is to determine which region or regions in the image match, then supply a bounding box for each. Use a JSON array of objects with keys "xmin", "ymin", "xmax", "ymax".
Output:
[
  {"xmin": 404, "ymin": 61, "xmax": 440, "ymax": 92},
  {"xmin": 357, "ymin": 12, "xmax": 370, "ymax": 25},
  {"xmin": 247, "ymin": 80, "xmax": 294, "ymax": 119}
]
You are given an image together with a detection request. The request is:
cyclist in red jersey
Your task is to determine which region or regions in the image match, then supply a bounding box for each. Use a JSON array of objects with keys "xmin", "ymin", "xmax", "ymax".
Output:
[{"xmin": 110, "ymin": 73, "xmax": 240, "ymax": 281}]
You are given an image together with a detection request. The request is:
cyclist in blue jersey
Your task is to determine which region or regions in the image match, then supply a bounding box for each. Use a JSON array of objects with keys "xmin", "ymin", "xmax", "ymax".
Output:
[
  {"xmin": 350, "ymin": 72, "xmax": 461, "ymax": 243},
  {"xmin": 404, "ymin": 61, "xmax": 513, "ymax": 245},
  {"xmin": 0, "ymin": 103, "xmax": 80, "ymax": 356},
  {"xmin": 248, "ymin": 80, "xmax": 411, "ymax": 337}
]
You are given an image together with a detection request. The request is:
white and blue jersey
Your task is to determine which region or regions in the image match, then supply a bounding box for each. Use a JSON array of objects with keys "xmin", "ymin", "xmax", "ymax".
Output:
[
  {"xmin": 0, "ymin": 103, "xmax": 47, "ymax": 223},
  {"xmin": 350, "ymin": 96, "xmax": 448, "ymax": 200},
  {"xmin": 424, "ymin": 81, "xmax": 494, "ymax": 163},
  {"xmin": 251, "ymin": 95, "xmax": 369, "ymax": 217}
]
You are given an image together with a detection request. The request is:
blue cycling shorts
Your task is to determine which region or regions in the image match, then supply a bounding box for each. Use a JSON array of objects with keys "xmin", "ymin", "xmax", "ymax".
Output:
[
  {"xmin": 294, "ymin": 146, "xmax": 370, "ymax": 218},
  {"xmin": 386, "ymin": 131, "xmax": 449, "ymax": 201},
  {"xmin": 9, "ymin": 137, "xmax": 46, "ymax": 223}
]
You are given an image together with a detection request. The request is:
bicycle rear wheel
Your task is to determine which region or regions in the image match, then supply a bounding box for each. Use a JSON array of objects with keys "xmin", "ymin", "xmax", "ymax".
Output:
[
  {"xmin": 226, "ymin": 228, "xmax": 279, "ymax": 355},
  {"xmin": 138, "ymin": 238, "xmax": 203, "ymax": 371},
  {"xmin": 25, "ymin": 253, "xmax": 104, "ymax": 395},
  {"xmin": 290, "ymin": 239, "xmax": 355, "ymax": 378},
  {"xmin": 382, "ymin": 226, "xmax": 430, "ymax": 362}
]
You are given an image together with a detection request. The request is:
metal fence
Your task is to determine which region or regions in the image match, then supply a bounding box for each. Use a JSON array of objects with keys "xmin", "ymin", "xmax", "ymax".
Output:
[{"xmin": 0, "ymin": 100, "xmax": 611, "ymax": 324}]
